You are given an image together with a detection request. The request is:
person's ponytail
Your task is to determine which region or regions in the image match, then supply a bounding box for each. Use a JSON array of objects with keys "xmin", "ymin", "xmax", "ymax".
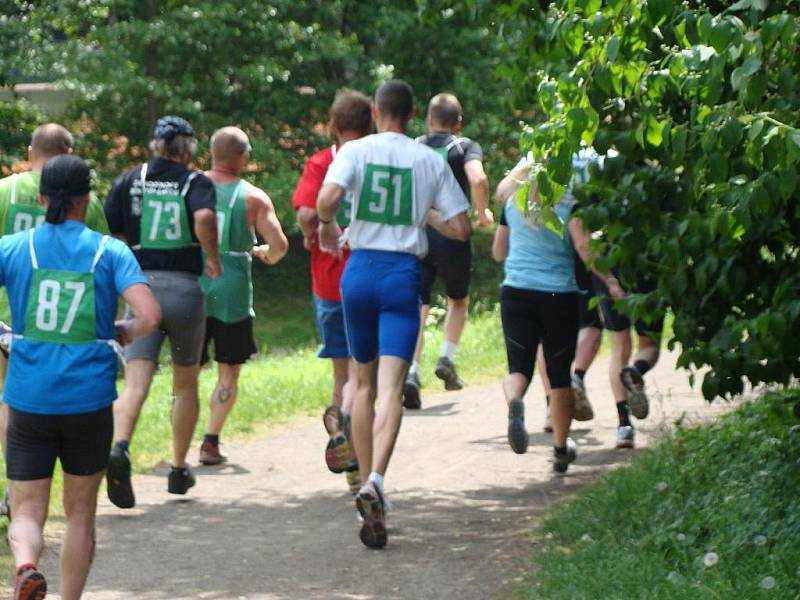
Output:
[{"xmin": 39, "ymin": 154, "xmax": 91, "ymax": 224}]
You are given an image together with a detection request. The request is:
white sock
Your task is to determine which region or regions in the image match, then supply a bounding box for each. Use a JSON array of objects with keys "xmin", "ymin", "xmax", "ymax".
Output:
[
  {"xmin": 368, "ymin": 472, "xmax": 384, "ymax": 493},
  {"xmin": 409, "ymin": 361, "xmax": 420, "ymax": 376},
  {"xmin": 442, "ymin": 340, "xmax": 458, "ymax": 361}
]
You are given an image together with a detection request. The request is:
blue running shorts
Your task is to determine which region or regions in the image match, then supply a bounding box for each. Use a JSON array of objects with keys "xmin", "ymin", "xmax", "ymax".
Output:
[
  {"xmin": 340, "ymin": 249, "xmax": 421, "ymax": 364},
  {"xmin": 313, "ymin": 294, "xmax": 351, "ymax": 359}
]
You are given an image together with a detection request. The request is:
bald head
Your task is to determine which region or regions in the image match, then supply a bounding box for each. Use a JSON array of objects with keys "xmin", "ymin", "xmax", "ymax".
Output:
[
  {"xmin": 427, "ymin": 93, "xmax": 462, "ymax": 129},
  {"xmin": 30, "ymin": 123, "xmax": 74, "ymax": 161},
  {"xmin": 210, "ymin": 126, "xmax": 250, "ymax": 167}
]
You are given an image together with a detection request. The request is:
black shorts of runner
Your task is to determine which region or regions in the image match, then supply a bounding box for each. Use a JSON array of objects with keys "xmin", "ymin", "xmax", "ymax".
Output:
[
  {"xmin": 202, "ymin": 316, "xmax": 258, "ymax": 366},
  {"xmin": 577, "ymin": 289, "xmax": 603, "ymax": 330},
  {"xmin": 594, "ymin": 276, "xmax": 665, "ymax": 340},
  {"xmin": 500, "ymin": 286, "xmax": 578, "ymax": 389},
  {"xmin": 6, "ymin": 405, "xmax": 113, "ymax": 481},
  {"xmin": 420, "ymin": 226, "xmax": 472, "ymax": 305}
]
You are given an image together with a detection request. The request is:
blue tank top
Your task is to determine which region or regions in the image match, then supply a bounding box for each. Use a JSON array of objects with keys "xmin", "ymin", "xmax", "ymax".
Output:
[{"xmin": 502, "ymin": 200, "xmax": 578, "ymax": 293}]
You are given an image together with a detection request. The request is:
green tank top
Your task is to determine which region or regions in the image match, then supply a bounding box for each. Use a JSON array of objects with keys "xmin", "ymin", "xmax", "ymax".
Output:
[
  {"xmin": 1, "ymin": 172, "xmax": 45, "ymax": 235},
  {"xmin": 24, "ymin": 229, "xmax": 107, "ymax": 344},
  {"xmin": 200, "ymin": 180, "xmax": 256, "ymax": 322}
]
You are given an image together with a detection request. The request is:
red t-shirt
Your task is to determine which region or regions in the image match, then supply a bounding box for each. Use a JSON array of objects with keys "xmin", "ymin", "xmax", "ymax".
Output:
[{"xmin": 291, "ymin": 145, "xmax": 351, "ymax": 302}]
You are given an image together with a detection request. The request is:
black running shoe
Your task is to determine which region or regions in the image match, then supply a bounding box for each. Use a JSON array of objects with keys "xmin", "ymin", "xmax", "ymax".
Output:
[
  {"xmin": 167, "ymin": 466, "xmax": 196, "ymax": 495},
  {"xmin": 435, "ymin": 356, "xmax": 464, "ymax": 391},
  {"xmin": 553, "ymin": 438, "xmax": 577, "ymax": 474},
  {"xmin": 620, "ymin": 366, "xmax": 649, "ymax": 419},
  {"xmin": 106, "ymin": 445, "xmax": 135, "ymax": 509},
  {"xmin": 507, "ymin": 399, "xmax": 529, "ymax": 454}
]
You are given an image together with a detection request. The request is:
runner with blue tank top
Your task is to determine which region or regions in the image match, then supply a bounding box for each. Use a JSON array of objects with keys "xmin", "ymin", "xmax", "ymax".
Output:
[
  {"xmin": 198, "ymin": 127, "xmax": 288, "ymax": 466},
  {"xmin": 492, "ymin": 160, "xmax": 622, "ymax": 474},
  {"xmin": 0, "ymin": 155, "xmax": 159, "ymax": 600},
  {"xmin": 103, "ymin": 116, "xmax": 221, "ymax": 509},
  {"xmin": 317, "ymin": 80, "xmax": 471, "ymax": 549}
]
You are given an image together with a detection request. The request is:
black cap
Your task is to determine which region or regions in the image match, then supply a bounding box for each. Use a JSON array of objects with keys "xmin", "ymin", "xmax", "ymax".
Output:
[{"xmin": 153, "ymin": 115, "xmax": 194, "ymax": 140}]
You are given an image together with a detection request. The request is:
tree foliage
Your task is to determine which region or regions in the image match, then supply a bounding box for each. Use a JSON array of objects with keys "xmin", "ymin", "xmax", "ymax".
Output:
[
  {"xmin": 492, "ymin": 0, "xmax": 800, "ymax": 399},
  {"xmin": 0, "ymin": 0, "xmax": 517, "ymax": 225}
]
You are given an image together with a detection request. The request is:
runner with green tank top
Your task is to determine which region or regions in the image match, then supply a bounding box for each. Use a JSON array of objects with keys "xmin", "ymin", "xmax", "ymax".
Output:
[
  {"xmin": 0, "ymin": 124, "xmax": 109, "ymax": 519},
  {"xmin": 197, "ymin": 126, "xmax": 288, "ymax": 466}
]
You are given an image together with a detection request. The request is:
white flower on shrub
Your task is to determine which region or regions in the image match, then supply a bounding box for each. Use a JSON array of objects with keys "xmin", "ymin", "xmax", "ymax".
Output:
[{"xmin": 761, "ymin": 576, "xmax": 776, "ymax": 590}]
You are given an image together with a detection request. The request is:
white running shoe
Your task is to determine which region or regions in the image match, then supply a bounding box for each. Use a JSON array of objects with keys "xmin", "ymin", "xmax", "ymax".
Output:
[
  {"xmin": 543, "ymin": 405, "xmax": 553, "ymax": 433},
  {"xmin": 616, "ymin": 425, "xmax": 635, "ymax": 449}
]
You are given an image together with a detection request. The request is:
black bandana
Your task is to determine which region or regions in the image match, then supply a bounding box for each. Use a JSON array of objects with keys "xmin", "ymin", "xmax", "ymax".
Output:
[{"xmin": 40, "ymin": 154, "xmax": 91, "ymax": 224}]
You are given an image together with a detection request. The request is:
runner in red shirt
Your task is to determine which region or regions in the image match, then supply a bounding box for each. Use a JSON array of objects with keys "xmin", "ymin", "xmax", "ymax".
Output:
[{"xmin": 291, "ymin": 89, "xmax": 372, "ymax": 494}]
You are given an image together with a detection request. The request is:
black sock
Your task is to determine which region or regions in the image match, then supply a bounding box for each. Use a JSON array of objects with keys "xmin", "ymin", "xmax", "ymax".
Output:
[
  {"xmin": 545, "ymin": 395, "xmax": 550, "ymax": 407},
  {"xmin": 634, "ymin": 359, "xmax": 652, "ymax": 376},
  {"xmin": 616, "ymin": 401, "xmax": 631, "ymax": 427},
  {"xmin": 204, "ymin": 433, "xmax": 219, "ymax": 445},
  {"xmin": 554, "ymin": 445, "xmax": 567, "ymax": 456},
  {"xmin": 116, "ymin": 440, "xmax": 129, "ymax": 452},
  {"xmin": 574, "ymin": 368, "xmax": 586, "ymax": 380}
]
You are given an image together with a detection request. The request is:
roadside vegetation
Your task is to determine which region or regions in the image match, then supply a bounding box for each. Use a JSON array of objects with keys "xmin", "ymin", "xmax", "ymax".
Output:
[{"xmin": 520, "ymin": 389, "xmax": 800, "ymax": 600}]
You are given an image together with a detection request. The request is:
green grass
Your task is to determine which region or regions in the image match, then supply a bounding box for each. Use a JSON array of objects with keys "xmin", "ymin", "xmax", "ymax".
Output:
[{"xmin": 519, "ymin": 389, "xmax": 800, "ymax": 600}]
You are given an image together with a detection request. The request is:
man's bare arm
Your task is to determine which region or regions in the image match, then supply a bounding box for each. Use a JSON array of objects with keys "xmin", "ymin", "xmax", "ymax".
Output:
[
  {"xmin": 296, "ymin": 206, "xmax": 318, "ymax": 239},
  {"xmin": 194, "ymin": 208, "xmax": 222, "ymax": 279},
  {"xmin": 249, "ymin": 187, "xmax": 288, "ymax": 265},
  {"xmin": 428, "ymin": 210, "xmax": 471, "ymax": 242},
  {"xmin": 464, "ymin": 159, "xmax": 492, "ymax": 227},
  {"xmin": 116, "ymin": 283, "xmax": 161, "ymax": 344},
  {"xmin": 568, "ymin": 216, "xmax": 624, "ymax": 300}
]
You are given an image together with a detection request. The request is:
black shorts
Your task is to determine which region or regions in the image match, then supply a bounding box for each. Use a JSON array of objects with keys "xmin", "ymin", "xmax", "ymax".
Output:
[
  {"xmin": 420, "ymin": 226, "xmax": 472, "ymax": 305},
  {"xmin": 6, "ymin": 405, "xmax": 113, "ymax": 481},
  {"xmin": 594, "ymin": 277, "xmax": 664, "ymax": 339},
  {"xmin": 202, "ymin": 317, "xmax": 257, "ymax": 366},
  {"xmin": 500, "ymin": 286, "xmax": 578, "ymax": 389},
  {"xmin": 577, "ymin": 289, "xmax": 603, "ymax": 330}
]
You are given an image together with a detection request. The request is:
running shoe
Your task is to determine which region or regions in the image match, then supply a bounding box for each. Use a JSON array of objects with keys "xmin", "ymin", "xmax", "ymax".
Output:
[
  {"xmin": 355, "ymin": 480, "xmax": 387, "ymax": 549},
  {"xmin": 345, "ymin": 467, "xmax": 361, "ymax": 496},
  {"xmin": 620, "ymin": 366, "xmax": 649, "ymax": 419},
  {"xmin": 434, "ymin": 356, "xmax": 464, "ymax": 391},
  {"xmin": 552, "ymin": 438, "xmax": 577, "ymax": 474},
  {"xmin": 571, "ymin": 374, "xmax": 595, "ymax": 421},
  {"xmin": 543, "ymin": 405, "xmax": 553, "ymax": 433},
  {"xmin": 507, "ymin": 399, "xmax": 529, "ymax": 454},
  {"xmin": 14, "ymin": 564, "xmax": 46, "ymax": 600},
  {"xmin": 106, "ymin": 445, "xmax": 135, "ymax": 509},
  {"xmin": 323, "ymin": 405, "xmax": 355, "ymax": 473},
  {"xmin": 403, "ymin": 371, "xmax": 422, "ymax": 409},
  {"xmin": 199, "ymin": 439, "xmax": 226, "ymax": 466},
  {"xmin": 616, "ymin": 425, "xmax": 635, "ymax": 449},
  {"xmin": 167, "ymin": 466, "xmax": 196, "ymax": 495}
]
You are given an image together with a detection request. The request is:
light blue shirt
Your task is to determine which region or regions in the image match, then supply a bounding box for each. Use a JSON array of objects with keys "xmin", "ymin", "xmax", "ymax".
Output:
[
  {"xmin": 502, "ymin": 200, "xmax": 578, "ymax": 293},
  {"xmin": 0, "ymin": 221, "xmax": 147, "ymax": 414}
]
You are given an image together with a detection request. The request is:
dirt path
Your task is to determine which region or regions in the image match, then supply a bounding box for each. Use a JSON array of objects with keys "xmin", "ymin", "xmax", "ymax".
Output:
[{"xmin": 31, "ymin": 351, "xmax": 725, "ymax": 599}]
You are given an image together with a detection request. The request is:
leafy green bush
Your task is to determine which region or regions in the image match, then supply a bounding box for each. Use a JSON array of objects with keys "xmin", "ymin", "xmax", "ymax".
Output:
[
  {"xmin": 0, "ymin": 98, "xmax": 45, "ymax": 172},
  {"xmin": 491, "ymin": 1, "xmax": 800, "ymax": 399},
  {"xmin": 526, "ymin": 388, "xmax": 800, "ymax": 599}
]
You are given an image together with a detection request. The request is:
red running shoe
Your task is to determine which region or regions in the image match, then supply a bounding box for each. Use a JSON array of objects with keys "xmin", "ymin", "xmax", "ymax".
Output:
[{"xmin": 14, "ymin": 564, "xmax": 46, "ymax": 600}]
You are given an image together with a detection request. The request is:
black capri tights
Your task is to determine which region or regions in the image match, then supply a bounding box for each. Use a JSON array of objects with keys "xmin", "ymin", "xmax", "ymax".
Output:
[{"xmin": 500, "ymin": 286, "xmax": 579, "ymax": 389}]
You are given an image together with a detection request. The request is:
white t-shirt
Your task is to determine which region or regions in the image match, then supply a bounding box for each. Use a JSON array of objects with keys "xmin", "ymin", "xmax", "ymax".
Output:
[{"xmin": 324, "ymin": 131, "xmax": 469, "ymax": 257}]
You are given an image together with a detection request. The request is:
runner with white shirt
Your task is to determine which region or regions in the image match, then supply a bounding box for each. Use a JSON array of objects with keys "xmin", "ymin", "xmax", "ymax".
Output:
[{"xmin": 316, "ymin": 79, "xmax": 471, "ymax": 548}]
